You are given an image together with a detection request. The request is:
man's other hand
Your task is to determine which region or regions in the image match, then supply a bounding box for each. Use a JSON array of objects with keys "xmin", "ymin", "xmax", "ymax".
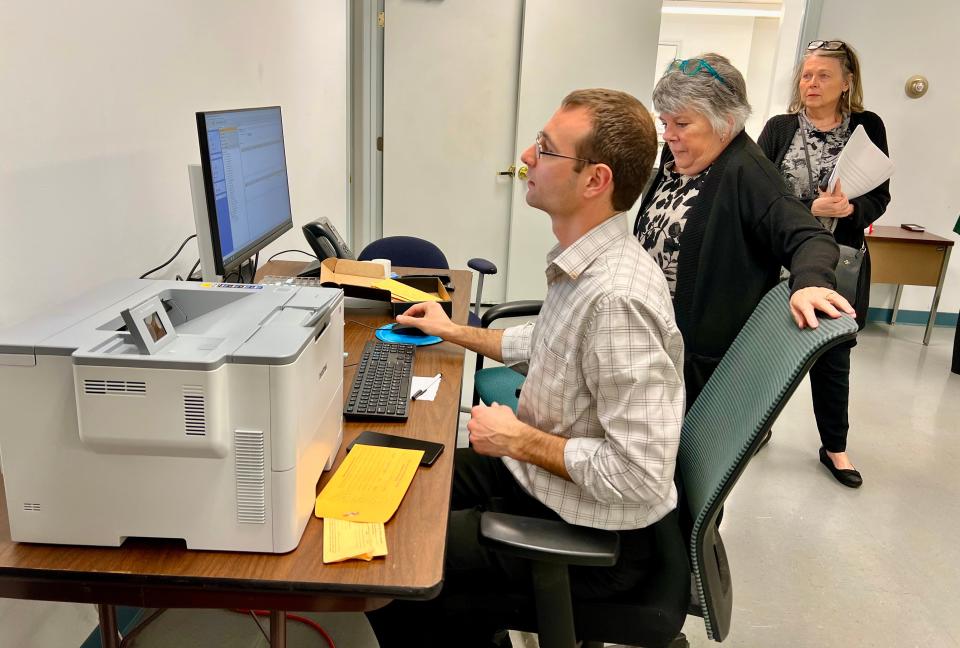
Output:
[{"xmin": 467, "ymin": 403, "xmax": 528, "ymax": 459}]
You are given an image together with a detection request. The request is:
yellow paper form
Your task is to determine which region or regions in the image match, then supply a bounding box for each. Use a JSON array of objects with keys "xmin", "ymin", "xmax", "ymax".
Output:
[
  {"xmin": 322, "ymin": 518, "xmax": 388, "ymax": 563},
  {"xmin": 314, "ymin": 444, "xmax": 424, "ymax": 523},
  {"xmin": 370, "ymin": 278, "xmax": 442, "ymax": 303}
]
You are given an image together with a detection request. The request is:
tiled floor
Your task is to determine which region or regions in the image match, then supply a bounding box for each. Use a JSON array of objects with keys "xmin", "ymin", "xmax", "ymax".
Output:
[{"xmin": 1, "ymin": 322, "xmax": 957, "ymax": 647}]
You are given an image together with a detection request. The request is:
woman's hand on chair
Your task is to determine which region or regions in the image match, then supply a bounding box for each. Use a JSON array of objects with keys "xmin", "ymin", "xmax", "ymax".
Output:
[{"xmin": 789, "ymin": 287, "xmax": 855, "ymax": 329}]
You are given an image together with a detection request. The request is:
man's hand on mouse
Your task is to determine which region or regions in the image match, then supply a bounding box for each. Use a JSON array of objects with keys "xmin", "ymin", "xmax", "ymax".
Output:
[
  {"xmin": 392, "ymin": 324, "xmax": 428, "ymax": 337},
  {"xmin": 395, "ymin": 301, "xmax": 456, "ymax": 339}
]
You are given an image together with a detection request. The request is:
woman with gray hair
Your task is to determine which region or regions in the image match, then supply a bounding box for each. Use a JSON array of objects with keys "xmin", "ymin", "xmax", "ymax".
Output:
[{"xmin": 634, "ymin": 53, "xmax": 853, "ymax": 410}]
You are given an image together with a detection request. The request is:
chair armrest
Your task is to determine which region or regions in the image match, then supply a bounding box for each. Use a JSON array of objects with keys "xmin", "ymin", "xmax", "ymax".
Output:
[
  {"xmin": 467, "ymin": 257, "xmax": 498, "ymax": 275},
  {"xmin": 479, "ymin": 512, "xmax": 619, "ymax": 567},
  {"xmin": 480, "ymin": 300, "xmax": 543, "ymax": 328},
  {"xmin": 473, "ymin": 299, "xmax": 542, "ymax": 402}
]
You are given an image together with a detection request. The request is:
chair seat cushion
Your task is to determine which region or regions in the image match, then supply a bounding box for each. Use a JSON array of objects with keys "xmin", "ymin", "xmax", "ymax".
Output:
[{"xmin": 474, "ymin": 367, "xmax": 525, "ymax": 411}]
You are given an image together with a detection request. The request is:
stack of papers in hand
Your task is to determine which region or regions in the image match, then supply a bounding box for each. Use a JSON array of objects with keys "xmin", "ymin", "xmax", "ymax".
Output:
[
  {"xmin": 315, "ymin": 443, "xmax": 424, "ymax": 563},
  {"xmin": 826, "ymin": 125, "xmax": 894, "ymax": 199}
]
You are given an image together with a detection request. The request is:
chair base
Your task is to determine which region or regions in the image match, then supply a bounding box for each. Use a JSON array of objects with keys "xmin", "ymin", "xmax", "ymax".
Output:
[
  {"xmin": 581, "ymin": 635, "xmax": 688, "ymax": 648},
  {"xmin": 669, "ymin": 634, "xmax": 690, "ymax": 648}
]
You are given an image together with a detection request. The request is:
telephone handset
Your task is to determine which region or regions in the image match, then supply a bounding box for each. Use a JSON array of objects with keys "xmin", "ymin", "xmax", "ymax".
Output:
[
  {"xmin": 299, "ymin": 218, "xmax": 354, "ymax": 277},
  {"xmin": 303, "ymin": 217, "xmax": 354, "ymax": 261}
]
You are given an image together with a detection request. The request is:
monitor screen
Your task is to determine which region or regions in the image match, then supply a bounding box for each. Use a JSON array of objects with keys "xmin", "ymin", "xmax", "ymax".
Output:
[{"xmin": 196, "ymin": 106, "xmax": 293, "ymax": 275}]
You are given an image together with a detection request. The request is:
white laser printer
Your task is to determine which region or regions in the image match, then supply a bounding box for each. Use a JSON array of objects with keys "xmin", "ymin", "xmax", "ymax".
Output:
[{"xmin": 0, "ymin": 279, "xmax": 344, "ymax": 553}]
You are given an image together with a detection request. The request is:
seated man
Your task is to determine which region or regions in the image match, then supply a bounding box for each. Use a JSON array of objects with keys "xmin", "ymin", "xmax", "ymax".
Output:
[{"xmin": 367, "ymin": 89, "xmax": 685, "ymax": 648}]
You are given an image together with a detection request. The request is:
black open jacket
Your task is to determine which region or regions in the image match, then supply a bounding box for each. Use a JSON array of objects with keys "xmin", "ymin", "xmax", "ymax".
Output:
[
  {"xmin": 757, "ymin": 111, "xmax": 891, "ymax": 327},
  {"xmin": 635, "ymin": 131, "xmax": 839, "ymax": 402}
]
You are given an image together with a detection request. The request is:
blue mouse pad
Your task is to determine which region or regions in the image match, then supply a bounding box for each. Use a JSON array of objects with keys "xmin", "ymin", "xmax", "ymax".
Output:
[{"xmin": 376, "ymin": 323, "xmax": 442, "ymax": 346}]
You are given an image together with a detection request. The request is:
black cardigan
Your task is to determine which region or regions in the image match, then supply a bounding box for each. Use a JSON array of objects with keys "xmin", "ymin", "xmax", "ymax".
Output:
[
  {"xmin": 635, "ymin": 131, "xmax": 839, "ymax": 401},
  {"xmin": 758, "ymin": 111, "xmax": 891, "ymax": 324}
]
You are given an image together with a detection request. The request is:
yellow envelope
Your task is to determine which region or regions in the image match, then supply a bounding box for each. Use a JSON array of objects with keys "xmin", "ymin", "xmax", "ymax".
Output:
[
  {"xmin": 323, "ymin": 518, "xmax": 388, "ymax": 563},
  {"xmin": 370, "ymin": 278, "xmax": 442, "ymax": 303},
  {"xmin": 314, "ymin": 444, "xmax": 424, "ymax": 523}
]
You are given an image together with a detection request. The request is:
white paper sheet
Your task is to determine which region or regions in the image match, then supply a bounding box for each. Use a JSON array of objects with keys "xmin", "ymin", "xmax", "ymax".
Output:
[
  {"xmin": 410, "ymin": 374, "xmax": 442, "ymax": 401},
  {"xmin": 826, "ymin": 124, "xmax": 894, "ymax": 199}
]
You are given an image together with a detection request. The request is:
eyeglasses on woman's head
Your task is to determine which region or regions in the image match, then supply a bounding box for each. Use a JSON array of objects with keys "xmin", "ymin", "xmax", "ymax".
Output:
[
  {"xmin": 669, "ymin": 58, "xmax": 729, "ymax": 87},
  {"xmin": 807, "ymin": 40, "xmax": 847, "ymax": 52}
]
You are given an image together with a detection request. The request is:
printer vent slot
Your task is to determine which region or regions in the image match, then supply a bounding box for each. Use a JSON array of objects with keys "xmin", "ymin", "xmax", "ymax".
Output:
[
  {"xmin": 22, "ymin": 503, "xmax": 41, "ymax": 512},
  {"xmin": 183, "ymin": 386, "xmax": 207, "ymax": 436},
  {"xmin": 84, "ymin": 379, "xmax": 147, "ymax": 396},
  {"xmin": 125, "ymin": 381, "xmax": 147, "ymax": 393},
  {"xmin": 234, "ymin": 430, "xmax": 266, "ymax": 525}
]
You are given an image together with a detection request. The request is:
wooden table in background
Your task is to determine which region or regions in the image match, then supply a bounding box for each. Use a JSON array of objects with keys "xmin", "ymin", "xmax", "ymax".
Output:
[
  {"xmin": 0, "ymin": 261, "xmax": 470, "ymax": 647},
  {"xmin": 865, "ymin": 226, "xmax": 954, "ymax": 345}
]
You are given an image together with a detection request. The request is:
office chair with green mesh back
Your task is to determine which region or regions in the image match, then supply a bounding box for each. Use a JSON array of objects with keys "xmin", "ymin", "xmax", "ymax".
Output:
[{"xmin": 475, "ymin": 281, "xmax": 859, "ymax": 647}]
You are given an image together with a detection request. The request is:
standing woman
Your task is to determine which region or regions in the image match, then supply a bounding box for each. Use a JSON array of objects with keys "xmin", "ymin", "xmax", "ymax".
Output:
[
  {"xmin": 635, "ymin": 53, "xmax": 853, "ymax": 416},
  {"xmin": 759, "ymin": 40, "xmax": 890, "ymax": 488}
]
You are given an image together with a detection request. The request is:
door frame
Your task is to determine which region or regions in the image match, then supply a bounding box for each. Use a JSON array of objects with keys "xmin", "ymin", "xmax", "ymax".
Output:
[{"xmin": 349, "ymin": 0, "xmax": 385, "ymax": 253}]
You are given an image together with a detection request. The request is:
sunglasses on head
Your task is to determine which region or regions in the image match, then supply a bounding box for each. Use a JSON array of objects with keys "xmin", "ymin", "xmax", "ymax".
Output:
[
  {"xmin": 669, "ymin": 58, "xmax": 729, "ymax": 87},
  {"xmin": 807, "ymin": 40, "xmax": 846, "ymax": 52}
]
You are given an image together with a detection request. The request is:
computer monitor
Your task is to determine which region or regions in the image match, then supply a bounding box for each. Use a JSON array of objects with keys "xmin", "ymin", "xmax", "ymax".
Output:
[{"xmin": 195, "ymin": 106, "xmax": 294, "ymax": 279}]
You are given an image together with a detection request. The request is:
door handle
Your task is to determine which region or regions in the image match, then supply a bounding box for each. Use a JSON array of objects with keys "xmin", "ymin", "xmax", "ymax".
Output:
[
  {"xmin": 517, "ymin": 165, "xmax": 528, "ymax": 180},
  {"xmin": 497, "ymin": 164, "xmax": 517, "ymax": 177}
]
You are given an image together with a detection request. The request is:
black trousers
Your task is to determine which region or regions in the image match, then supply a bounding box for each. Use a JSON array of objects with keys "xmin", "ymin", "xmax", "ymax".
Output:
[
  {"xmin": 366, "ymin": 448, "xmax": 656, "ymax": 648},
  {"xmin": 809, "ymin": 341, "xmax": 853, "ymax": 453}
]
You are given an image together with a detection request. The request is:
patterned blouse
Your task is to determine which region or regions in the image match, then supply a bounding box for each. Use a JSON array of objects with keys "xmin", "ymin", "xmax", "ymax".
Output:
[
  {"xmin": 634, "ymin": 163, "xmax": 709, "ymax": 296},
  {"xmin": 779, "ymin": 111, "xmax": 851, "ymax": 233}
]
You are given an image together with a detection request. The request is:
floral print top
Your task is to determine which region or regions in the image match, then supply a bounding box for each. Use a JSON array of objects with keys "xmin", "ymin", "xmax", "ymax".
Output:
[
  {"xmin": 634, "ymin": 163, "xmax": 709, "ymax": 297},
  {"xmin": 779, "ymin": 111, "xmax": 851, "ymax": 233}
]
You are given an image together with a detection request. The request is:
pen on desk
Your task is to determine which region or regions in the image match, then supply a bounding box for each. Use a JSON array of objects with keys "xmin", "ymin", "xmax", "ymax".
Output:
[{"xmin": 411, "ymin": 372, "xmax": 442, "ymax": 401}]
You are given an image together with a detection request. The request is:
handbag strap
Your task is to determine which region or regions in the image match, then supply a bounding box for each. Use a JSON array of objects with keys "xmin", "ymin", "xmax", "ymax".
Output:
[{"xmin": 798, "ymin": 115, "xmax": 819, "ymax": 197}]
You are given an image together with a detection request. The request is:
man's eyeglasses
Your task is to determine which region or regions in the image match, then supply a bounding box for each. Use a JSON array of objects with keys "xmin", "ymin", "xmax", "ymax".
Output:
[
  {"xmin": 807, "ymin": 40, "xmax": 847, "ymax": 52},
  {"xmin": 535, "ymin": 131, "xmax": 599, "ymax": 165},
  {"xmin": 670, "ymin": 58, "xmax": 728, "ymax": 87}
]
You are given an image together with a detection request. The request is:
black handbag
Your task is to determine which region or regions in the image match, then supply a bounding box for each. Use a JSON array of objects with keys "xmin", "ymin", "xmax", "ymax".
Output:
[
  {"xmin": 835, "ymin": 243, "xmax": 864, "ymax": 304},
  {"xmin": 799, "ymin": 117, "xmax": 863, "ymax": 304}
]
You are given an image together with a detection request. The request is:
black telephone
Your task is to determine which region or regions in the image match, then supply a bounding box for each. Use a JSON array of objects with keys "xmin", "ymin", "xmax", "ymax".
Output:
[{"xmin": 299, "ymin": 218, "xmax": 354, "ymax": 277}]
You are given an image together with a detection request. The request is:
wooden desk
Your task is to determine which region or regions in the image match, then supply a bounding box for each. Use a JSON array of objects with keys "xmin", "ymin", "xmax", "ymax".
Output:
[
  {"xmin": 865, "ymin": 226, "xmax": 954, "ymax": 345},
  {"xmin": 0, "ymin": 262, "xmax": 470, "ymax": 647}
]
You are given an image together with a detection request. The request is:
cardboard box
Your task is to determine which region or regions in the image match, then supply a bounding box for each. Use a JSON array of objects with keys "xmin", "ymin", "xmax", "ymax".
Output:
[{"xmin": 319, "ymin": 258, "xmax": 453, "ymax": 317}]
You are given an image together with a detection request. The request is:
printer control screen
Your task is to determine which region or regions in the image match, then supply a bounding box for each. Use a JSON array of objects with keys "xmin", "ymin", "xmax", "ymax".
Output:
[{"xmin": 143, "ymin": 312, "xmax": 167, "ymax": 343}]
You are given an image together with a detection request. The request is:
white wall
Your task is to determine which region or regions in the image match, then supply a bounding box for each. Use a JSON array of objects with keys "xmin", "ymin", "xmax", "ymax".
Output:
[
  {"xmin": 657, "ymin": 13, "xmax": 778, "ymax": 138},
  {"xmin": 659, "ymin": 14, "xmax": 755, "ymax": 73},
  {"xmin": 817, "ymin": 0, "xmax": 960, "ymax": 316},
  {"xmin": 765, "ymin": 0, "xmax": 806, "ymax": 117},
  {"xmin": 744, "ymin": 17, "xmax": 779, "ymax": 137},
  {"xmin": 0, "ymin": 1, "xmax": 348, "ymax": 330}
]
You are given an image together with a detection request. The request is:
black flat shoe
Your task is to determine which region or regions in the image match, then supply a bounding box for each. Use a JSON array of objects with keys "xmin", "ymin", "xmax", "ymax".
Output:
[{"xmin": 819, "ymin": 447, "xmax": 863, "ymax": 489}]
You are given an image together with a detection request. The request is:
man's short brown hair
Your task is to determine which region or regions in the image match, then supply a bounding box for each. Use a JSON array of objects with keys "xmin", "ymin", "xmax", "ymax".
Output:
[{"xmin": 561, "ymin": 89, "xmax": 657, "ymax": 212}]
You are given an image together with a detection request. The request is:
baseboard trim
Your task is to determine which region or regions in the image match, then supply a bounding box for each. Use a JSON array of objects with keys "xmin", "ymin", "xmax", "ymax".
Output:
[{"xmin": 867, "ymin": 307, "xmax": 959, "ymax": 327}]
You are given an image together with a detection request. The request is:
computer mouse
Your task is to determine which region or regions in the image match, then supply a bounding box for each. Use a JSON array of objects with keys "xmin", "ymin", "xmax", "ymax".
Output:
[{"xmin": 391, "ymin": 323, "xmax": 429, "ymax": 337}]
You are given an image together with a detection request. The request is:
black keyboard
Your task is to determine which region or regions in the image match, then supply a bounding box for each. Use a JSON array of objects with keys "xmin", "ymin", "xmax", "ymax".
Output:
[{"xmin": 344, "ymin": 341, "xmax": 415, "ymax": 421}]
